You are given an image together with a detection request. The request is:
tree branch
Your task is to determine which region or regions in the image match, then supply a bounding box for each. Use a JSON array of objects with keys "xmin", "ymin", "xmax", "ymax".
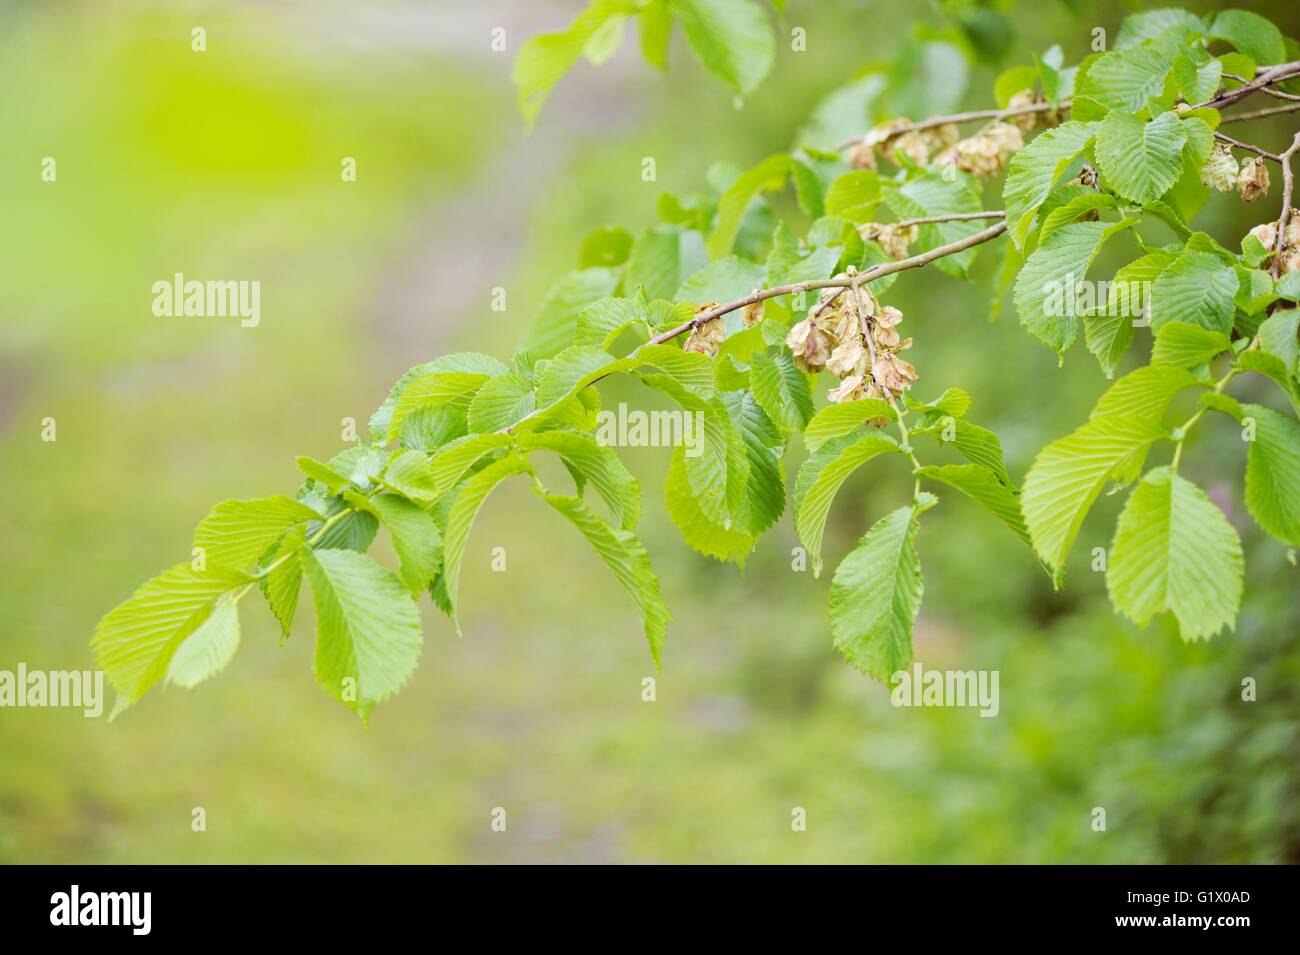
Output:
[
  {"xmin": 1195, "ymin": 61, "xmax": 1300, "ymax": 111},
  {"xmin": 1214, "ymin": 131, "xmax": 1282, "ymax": 162},
  {"xmin": 835, "ymin": 102, "xmax": 1066, "ymax": 151},
  {"xmin": 1272, "ymin": 131, "xmax": 1300, "ymax": 279},
  {"xmin": 1221, "ymin": 102, "xmax": 1300, "ymax": 124},
  {"xmin": 652, "ymin": 219, "xmax": 1009, "ymax": 345}
]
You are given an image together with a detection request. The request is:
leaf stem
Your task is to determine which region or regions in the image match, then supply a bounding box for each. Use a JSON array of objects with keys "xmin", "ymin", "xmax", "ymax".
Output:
[{"xmin": 1171, "ymin": 367, "xmax": 1238, "ymax": 471}]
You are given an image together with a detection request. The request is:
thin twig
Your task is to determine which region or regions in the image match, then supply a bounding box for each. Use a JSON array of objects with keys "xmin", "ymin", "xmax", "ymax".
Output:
[
  {"xmin": 1221, "ymin": 101, "xmax": 1300, "ymax": 124},
  {"xmin": 652, "ymin": 221, "xmax": 1009, "ymax": 345},
  {"xmin": 1194, "ymin": 61, "xmax": 1300, "ymax": 111},
  {"xmin": 1271, "ymin": 132, "xmax": 1300, "ymax": 279},
  {"xmin": 834, "ymin": 102, "xmax": 1067, "ymax": 151},
  {"xmin": 1223, "ymin": 72, "xmax": 1300, "ymax": 103},
  {"xmin": 1214, "ymin": 131, "xmax": 1282, "ymax": 162}
]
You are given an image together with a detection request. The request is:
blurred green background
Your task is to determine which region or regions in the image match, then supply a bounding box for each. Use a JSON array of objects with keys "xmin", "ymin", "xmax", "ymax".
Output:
[{"xmin": 1, "ymin": 0, "xmax": 1298, "ymax": 863}]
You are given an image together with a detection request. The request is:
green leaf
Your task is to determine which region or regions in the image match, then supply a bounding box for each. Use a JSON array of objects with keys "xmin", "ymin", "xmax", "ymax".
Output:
[
  {"xmin": 574, "ymin": 297, "xmax": 647, "ymax": 349},
  {"xmin": 1107, "ymin": 467, "xmax": 1243, "ymax": 641},
  {"xmin": 1116, "ymin": 9, "xmax": 1205, "ymax": 49},
  {"xmin": 707, "ymin": 153, "xmax": 791, "ymax": 259},
  {"xmin": 664, "ymin": 447, "xmax": 755, "ymax": 563},
  {"xmin": 1207, "ymin": 9, "xmax": 1285, "ymax": 66},
  {"xmin": 382, "ymin": 449, "xmax": 440, "ymax": 505},
  {"xmin": 670, "ymin": 0, "xmax": 775, "ymax": 97},
  {"xmin": 1078, "ymin": 46, "xmax": 1174, "ymax": 111},
  {"xmin": 914, "ymin": 417, "xmax": 1012, "ymax": 486},
  {"xmin": 193, "ymin": 496, "xmax": 320, "ymax": 572},
  {"xmin": 350, "ymin": 491, "xmax": 443, "ymax": 597},
  {"xmin": 467, "ymin": 371, "xmax": 536, "ymax": 433},
  {"xmin": 803, "ymin": 399, "xmax": 896, "ymax": 452},
  {"xmin": 303, "ymin": 548, "xmax": 423, "ymax": 720},
  {"xmin": 1022, "ymin": 416, "xmax": 1167, "ymax": 582},
  {"xmin": 386, "ymin": 371, "xmax": 494, "ymax": 443},
  {"xmin": 1172, "ymin": 46, "xmax": 1222, "ymax": 104},
  {"xmin": 625, "ymin": 226, "xmax": 708, "ymax": 301},
  {"xmin": 828, "ymin": 506, "xmax": 924, "ymax": 682},
  {"xmin": 916, "ymin": 464, "xmax": 1031, "ymax": 548},
  {"xmin": 165, "ymin": 595, "xmax": 241, "ymax": 690},
  {"xmin": 428, "ymin": 433, "xmax": 513, "ymax": 495},
  {"xmin": 261, "ymin": 525, "xmax": 305, "ymax": 641},
  {"xmin": 910, "ymin": 388, "xmax": 971, "ymax": 419},
  {"xmin": 1094, "ymin": 110, "xmax": 1187, "ymax": 204},
  {"xmin": 518, "ymin": 267, "xmax": 621, "ymax": 360},
  {"xmin": 1152, "ymin": 321, "xmax": 1230, "ymax": 368},
  {"xmin": 677, "ymin": 255, "xmax": 765, "ymax": 306},
  {"xmin": 518, "ymin": 431, "xmax": 641, "ymax": 530},
  {"xmin": 794, "ymin": 432, "xmax": 903, "ymax": 576},
  {"xmin": 1240, "ymin": 404, "xmax": 1300, "ymax": 546},
  {"xmin": 1237, "ymin": 349, "xmax": 1300, "ymax": 417},
  {"xmin": 639, "ymin": 372, "xmax": 748, "ymax": 525},
  {"xmin": 884, "ymin": 173, "xmax": 984, "ymax": 278},
  {"xmin": 296, "ymin": 457, "xmax": 352, "ymax": 494},
  {"xmin": 750, "ymin": 347, "xmax": 814, "ymax": 432},
  {"xmin": 513, "ymin": 0, "xmax": 638, "ymax": 127},
  {"xmin": 638, "ymin": 0, "xmax": 672, "ymax": 69},
  {"xmin": 723, "ymin": 390, "xmax": 785, "ymax": 536},
  {"xmin": 441, "ymin": 454, "xmax": 534, "ymax": 633},
  {"xmin": 539, "ymin": 492, "xmax": 670, "ymax": 666},
  {"xmin": 1085, "ymin": 250, "xmax": 1176, "ymax": 377},
  {"xmin": 93, "ymin": 564, "xmax": 250, "ymax": 714},
  {"xmin": 1148, "ymin": 250, "xmax": 1238, "ymax": 334},
  {"xmin": 824, "ymin": 170, "xmax": 881, "ymax": 221},
  {"xmin": 1014, "ymin": 219, "xmax": 1134, "ymax": 355},
  {"xmin": 1257, "ymin": 309, "xmax": 1299, "ymax": 376}
]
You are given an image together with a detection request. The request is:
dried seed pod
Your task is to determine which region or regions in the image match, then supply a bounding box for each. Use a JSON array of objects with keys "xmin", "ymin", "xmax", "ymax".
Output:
[
  {"xmin": 874, "ymin": 305, "xmax": 904, "ymax": 328},
  {"xmin": 1248, "ymin": 221, "xmax": 1278, "ymax": 251},
  {"xmin": 847, "ymin": 140, "xmax": 877, "ymax": 171},
  {"xmin": 827, "ymin": 374, "xmax": 867, "ymax": 404},
  {"xmin": 1005, "ymin": 89, "xmax": 1042, "ymax": 133},
  {"xmin": 1236, "ymin": 157, "xmax": 1270, "ymax": 203},
  {"xmin": 826, "ymin": 334, "xmax": 867, "ymax": 378},
  {"xmin": 684, "ymin": 317, "xmax": 725, "ymax": 357},
  {"xmin": 1200, "ymin": 144, "xmax": 1238, "ymax": 192},
  {"xmin": 785, "ymin": 317, "xmax": 834, "ymax": 373},
  {"xmin": 873, "ymin": 353, "xmax": 919, "ymax": 393},
  {"xmin": 741, "ymin": 297, "xmax": 764, "ymax": 328},
  {"xmin": 952, "ymin": 121, "xmax": 1024, "ymax": 177},
  {"xmin": 858, "ymin": 222, "xmax": 917, "ymax": 261}
]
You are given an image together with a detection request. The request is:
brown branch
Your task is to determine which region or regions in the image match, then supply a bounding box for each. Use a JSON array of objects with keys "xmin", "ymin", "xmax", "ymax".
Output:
[
  {"xmin": 651, "ymin": 220, "xmax": 1009, "ymax": 345},
  {"xmin": 1223, "ymin": 73, "xmax": 1300, "ymax": 103},
  {"xmin": 1214, "ymin": 132, "xmax": 1282, "ymax": 162},
  {"xmin": 1195, "ymin": 61, "xmax": 1300, "ymax": 111},
  {"xmin": 834, "ymin": 102, "xmax": 1067, "ymax": 151},
  {"xmin": 1221, "ymin": 102, "xmax": 1300, "ymax": 124},
  {"xmin": 1272, "ymin": 132, "xmax": 1300, "ymax": 279}
]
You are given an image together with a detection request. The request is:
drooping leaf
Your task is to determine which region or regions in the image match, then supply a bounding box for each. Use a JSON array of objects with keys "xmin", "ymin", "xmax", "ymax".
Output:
[
  {"xmin": 670, "ymin": 0, "xmax": 775, "ymax": 97},
  {"xmin": 193, "ymin": 496, "xmax": 320, "ymax": 572},
  {"xmin": 166, "ymin": 595, "xmax": 241, "ymax": 690},
  {"xmin": 1107, "ymin": 467, "xmax": 1243, "ymax": 641},
  {"xmin": 794, "ymin": 432, "xmax": 903, "ymax": 576},
  {"xmin": 828, "ymin": 505, "xmax": 924, "ymax": 682},
  {"xmin": 538, "ymin": 492, "xmax": 671, "ymax": 666},
  {"xmin": 303, "ymin": 548, "xmax": 423, "ymax": 720},
  {"xmin": 93, "ymin": 564, "xmax": 250, "ymax": 715}
]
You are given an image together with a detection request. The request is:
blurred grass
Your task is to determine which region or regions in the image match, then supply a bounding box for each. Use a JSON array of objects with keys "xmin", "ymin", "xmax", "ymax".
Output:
[{"xmin": 0, "ymin": 0, "xmax": 1298, "ymax": 863}]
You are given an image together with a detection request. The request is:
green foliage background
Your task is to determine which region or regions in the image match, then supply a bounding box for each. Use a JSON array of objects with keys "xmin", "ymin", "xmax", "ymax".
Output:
[{"xmin": 1, "ymin": 0, "xmax": 1298, "ymax": 862}]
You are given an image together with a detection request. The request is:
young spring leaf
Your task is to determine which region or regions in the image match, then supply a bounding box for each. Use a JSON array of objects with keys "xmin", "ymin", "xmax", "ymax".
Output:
[
  {"xmin": 915, "ymin": 464, "xmax": 1032, "ymax": 548},
  {"xmin": 1002, "ymin": 121, "xmax": 1097, "ymax": 249},
  {"xmin": 261, "ymin": 525, "xmax": 306, "ymax": 640},
  {"xmin": 670, "ymin": 0, "xmax": 775, "ymax": 98},
  {"xmin": 749, "ymin": 347, "xmax": 814, "ymax": 432},
  {"xmin": 1107, "ymin": 466, "xmax": 1243, "ymax": 641},
  {"xmin": 192, "ymin": 496, "xmax": 320, "ymax": 572},
  {"xmin": 794, "ymin": 432, "xmax": 903, "ymax": 576},
  {"xmin": 538, "ymin": 492, "xmax": 671, "ymax": 667},
  {"xmin": 828, "ymin": 505, "xmax": 924, "ymax": 682},
  {"xmin": 347, "ymin": 491, "xmax": 443, "ymax": 598},
  {"xmin": 165, "ymin": 594, "xmax": 241, "ymax": 690},
  {"xmin": 1094, "ymin": 111, "xmax": 1187, "ymax": 204},
  {"xmin": 303, "ymin": 548, "xmax": 423, "ymax": 720},
  {"xmin": 517, "ymin": 431, "xmax": 641, "ymax": 531},
  {"xmin": 93, "ymin": 564, "xmax": 251, "ymax": 715}
]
